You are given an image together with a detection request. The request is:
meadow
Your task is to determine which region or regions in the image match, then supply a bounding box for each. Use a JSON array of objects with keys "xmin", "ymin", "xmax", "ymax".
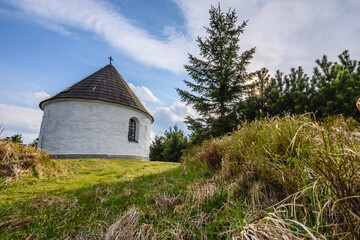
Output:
[{"xmin": 0, "ymin": 158, "xmax": 190, "ymax": 239}]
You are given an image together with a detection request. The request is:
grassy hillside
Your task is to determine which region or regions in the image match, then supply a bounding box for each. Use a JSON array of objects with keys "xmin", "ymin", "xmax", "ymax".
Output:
[
  {"xmin": 1, "ymin": 114, "xmax": 359, "ymax": 239},
  {"xmin": 182, "ymin": 114, "xmax": 360, "ymax": 239}
]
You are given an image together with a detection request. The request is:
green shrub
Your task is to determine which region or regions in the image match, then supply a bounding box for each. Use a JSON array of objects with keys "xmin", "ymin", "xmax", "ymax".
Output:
[
  {"xmin": 3, "ymin": 133, "xmax": 23, "ymax": 144},
  {"xmin": 149, "ymin": 135, "xmax": 165, "ymax": 162},
  {"xmin": 150, "ymin": 125, "xmax": 188, "ymax": 162}
]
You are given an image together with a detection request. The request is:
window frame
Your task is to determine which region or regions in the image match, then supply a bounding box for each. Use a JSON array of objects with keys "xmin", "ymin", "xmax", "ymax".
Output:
[{"xmin": 128, "ymin": 118, "xmax": 138, "ymax": 142}]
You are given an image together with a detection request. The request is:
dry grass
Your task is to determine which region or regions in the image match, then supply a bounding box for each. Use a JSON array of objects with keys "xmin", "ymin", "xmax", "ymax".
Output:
[
  {"xmin": 185, "ymin": 175, "xmax": 221, "ymax": 206},
  {"xmin": 105, "ymin": 207, "xmax": 156, "ymax": 240},
  {"xmin": 0, "ymin": 215, "xmax": 35, "ymax": 232},
  {"xmin": 0, "ymin": 140, "xmax": 57, "ymax": 180},
  {"xmin": 153, "ymin": 193, "xmax": 181, "ymax": 212},
  {"xmin": 29, "ymin": 195, "xmax": 66, "ymax": 211},
  {"xmin": 182, "ymin": 114, "xmax": 360, "ymax": 239}
]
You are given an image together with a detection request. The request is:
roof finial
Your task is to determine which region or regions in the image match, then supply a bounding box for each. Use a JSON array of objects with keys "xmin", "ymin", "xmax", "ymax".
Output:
[{"xmin": 108, "ymin": 56, "xmax": 114, "ymax": 65}]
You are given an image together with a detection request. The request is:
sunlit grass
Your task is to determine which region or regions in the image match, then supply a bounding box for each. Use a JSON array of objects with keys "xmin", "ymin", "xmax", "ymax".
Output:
[
  {"xmin": 1, "ymin": 159, "xmax": 177, "ymax": 203},
  {"xmin": 0, "ymin": 159, "xmax": 188, "ymax": 239}
]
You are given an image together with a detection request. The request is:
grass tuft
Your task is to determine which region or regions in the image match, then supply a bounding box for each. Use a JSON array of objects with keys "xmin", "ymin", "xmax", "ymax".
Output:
[
  {"xmin": 0, "ymin": 140, "xmax": 59, "ymax": 182},
  {"xmin": 105, "ymin": 207, "xmax": 157, "ymax": 240}
]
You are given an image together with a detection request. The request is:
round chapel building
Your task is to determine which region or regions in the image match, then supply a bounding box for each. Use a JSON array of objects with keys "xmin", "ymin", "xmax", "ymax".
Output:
[{"xmin": 38, "ymin": 64, "xmax": 153, "ymax": 161}]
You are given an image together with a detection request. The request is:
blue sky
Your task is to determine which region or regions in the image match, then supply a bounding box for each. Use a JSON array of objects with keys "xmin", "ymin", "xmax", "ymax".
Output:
[{"xmin": 0, "ymin": 0, "xmax": 359, "ymax": 143}]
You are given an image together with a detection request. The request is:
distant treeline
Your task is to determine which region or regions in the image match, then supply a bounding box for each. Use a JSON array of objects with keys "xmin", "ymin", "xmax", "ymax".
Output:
[{"xmin": 242, "ymin": 50, "xmax": 360, "ymax": 123}]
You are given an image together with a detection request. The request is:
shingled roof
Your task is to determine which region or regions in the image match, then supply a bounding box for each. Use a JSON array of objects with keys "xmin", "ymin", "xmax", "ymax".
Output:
[{"xmin": 39, "ymin": 64, "xmax": 153, "ymax": 122}]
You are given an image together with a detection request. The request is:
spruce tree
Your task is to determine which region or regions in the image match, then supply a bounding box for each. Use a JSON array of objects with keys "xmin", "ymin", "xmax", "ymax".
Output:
[
  {"xmin": 149, "ymin": 125, "xmax": 188, "ymax": 162},
  {"xmin": 311, "ymin": 50, "xmax": 360, "ymax": 119},
  {"xmin": 176, "ymin": 5, "xmax": 255, "ymax": 141},
  {"xmin": 162, "ymin": 125, "xmax": 188, "ymax": 162}
]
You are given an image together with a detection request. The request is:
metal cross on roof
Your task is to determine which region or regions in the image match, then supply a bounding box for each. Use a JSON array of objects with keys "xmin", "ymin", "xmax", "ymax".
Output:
[{"xmin": 108, "ymin": 56, "xmax": 114, "ymax": 65}]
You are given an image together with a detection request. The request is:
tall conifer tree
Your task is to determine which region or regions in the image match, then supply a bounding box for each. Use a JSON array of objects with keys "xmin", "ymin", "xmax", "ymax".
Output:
[{"xmin": 177, "ymin": 5, "xmax": 255, "ymax": 141}]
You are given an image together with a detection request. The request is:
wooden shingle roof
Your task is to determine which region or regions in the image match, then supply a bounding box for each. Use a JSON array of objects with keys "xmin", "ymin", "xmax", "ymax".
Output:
[{"xmin": 39, "ymin": 64, "xmax": 153, "ymax": 122}]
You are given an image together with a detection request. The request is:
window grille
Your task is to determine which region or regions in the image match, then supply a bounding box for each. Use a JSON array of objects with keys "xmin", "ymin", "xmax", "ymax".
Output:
[{"xmin": 128, "ymin": 119, "xmax": 136, "ymax": 141}]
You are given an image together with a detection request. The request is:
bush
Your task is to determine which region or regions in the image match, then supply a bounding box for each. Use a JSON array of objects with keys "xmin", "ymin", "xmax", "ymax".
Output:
[
  {"xmin": 4, "ymin": 133, "xmax": 23, "ymax": 144},
  {"xmin": 28, "ymin": 138, "xmax": 38, "ymax": 147}
]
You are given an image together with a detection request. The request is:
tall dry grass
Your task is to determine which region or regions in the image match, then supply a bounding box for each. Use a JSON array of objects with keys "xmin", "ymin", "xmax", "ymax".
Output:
[
  {"xmin": 0, "ymin": 140, "xmax": 56, "ymax": 180},
  {"xmin": 182, "ymin": 114, "xmax": 360, "ymax": 239}
]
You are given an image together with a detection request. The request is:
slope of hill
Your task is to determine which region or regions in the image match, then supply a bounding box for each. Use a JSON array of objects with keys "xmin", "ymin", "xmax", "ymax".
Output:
[{"xmin": 181, "ymin": 114, "xmax": 360, "ymax": 239}]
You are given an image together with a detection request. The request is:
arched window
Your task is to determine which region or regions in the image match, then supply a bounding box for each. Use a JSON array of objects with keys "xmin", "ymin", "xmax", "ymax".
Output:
[{"xmin": 128, "ymin": 118, "xmax": 136, "ymax": 141}]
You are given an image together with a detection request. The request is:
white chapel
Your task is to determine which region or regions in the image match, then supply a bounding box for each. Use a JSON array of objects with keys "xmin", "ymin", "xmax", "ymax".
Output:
[{"xmin": 38, "ymin": 63, "xmax": 153, "ymax": 161}]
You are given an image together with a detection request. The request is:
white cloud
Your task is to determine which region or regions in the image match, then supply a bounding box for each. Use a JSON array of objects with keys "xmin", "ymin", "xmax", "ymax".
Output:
[
  {"xmin": 7, "ymin": 0, "xmax": 190, "ymax": 73},
  {"xmin": 6, "ymin": 0, "xmax": 360, "ymax": 75},
  {"xmin": 128, "ymin": 83, "xmax": 161, "ymax": 103},
  {"xmin": 0, "ymin": 91, "xmax": 50, "ymax": 143},
  {"xmin": 0, "ymin": 103, "xmax": 43, "ymax": 144},
  {"xmin": 2, "ymin": 91, "xmax": 50, "ymax": 108},
  {"xmin": 150, "ymin": 102, "xmax": 198, "ymax": 139},
  {"xmin": 149, "ymin": 101, "xmax": 198, "ymax": 137},
  {"xmin": 172, "ymin": 0, "xmax": 212, "ymax": 39},
  {"xmin": 0, "ymin": 103, "xmax": 42, "ymax": 131},
  {"xmin": 152, "ymin": 101, "xmax": 198, "ymax": 123},
  {"xmin": 37, "ymin": 21, "xmax": 73, "ymax": 37},
  {"xmin": 150, "ymin": 130, "xmax": 156, "ymax": 142},
  {"xmin": 173, "ymin": 0, "xmax": 360, "ymax": 73}
]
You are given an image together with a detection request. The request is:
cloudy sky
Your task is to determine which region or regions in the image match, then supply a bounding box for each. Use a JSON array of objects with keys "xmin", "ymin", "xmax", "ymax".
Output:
[{"xmin": 0, "ymin": 0, "xmax": 359, "ymax": 143}]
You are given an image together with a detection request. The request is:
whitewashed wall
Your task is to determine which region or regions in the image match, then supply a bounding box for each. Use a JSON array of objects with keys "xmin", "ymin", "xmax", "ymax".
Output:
[{"xmin": 38, "ymin": 99, "xmax": 152, "ymax": 160}]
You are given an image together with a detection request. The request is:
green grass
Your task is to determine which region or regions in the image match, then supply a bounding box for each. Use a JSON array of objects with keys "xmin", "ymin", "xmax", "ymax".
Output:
[
  {"xmin": 182, "ymin": 114, "xmax": 360, "ymax": 239},
  {"xmin": 2, "ymin": 114, "xmax": 360, "ymax": 239},
  {"xmin": 0, "ymin": 159, "xmax": 205, "ymax": 239},
  {"xmin": 1, "ymin": 159, "xmax": 177, "ymax": 203}
]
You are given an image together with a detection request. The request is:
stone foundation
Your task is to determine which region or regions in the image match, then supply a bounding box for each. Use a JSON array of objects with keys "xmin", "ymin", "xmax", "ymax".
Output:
[{"xmin": 51, "ymin": 154, "xmax": 149, "ymax": 161}]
